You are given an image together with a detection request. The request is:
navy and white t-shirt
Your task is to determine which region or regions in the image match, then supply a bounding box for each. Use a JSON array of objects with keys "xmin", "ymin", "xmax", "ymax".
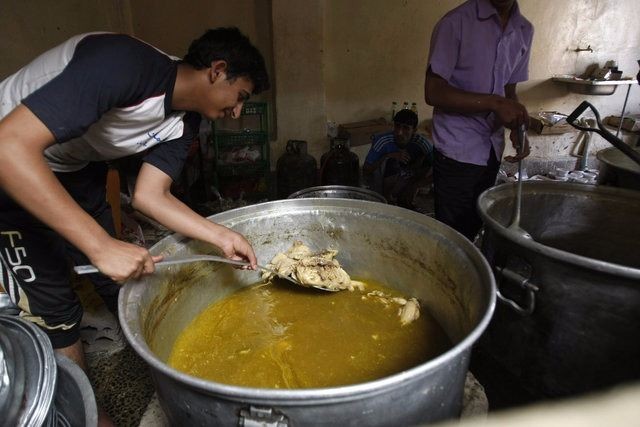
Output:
[
  {"xmin": 0, "ymin": 32, "xmax": 198, "ymax": 181},
  {"xmin": 365, "ymin": 131, "xmax": 433, "ymax": 177}
]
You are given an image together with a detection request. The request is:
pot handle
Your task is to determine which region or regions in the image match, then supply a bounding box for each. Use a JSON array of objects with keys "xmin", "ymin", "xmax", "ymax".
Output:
[
  {"xmin": 495, "ymin": 265, "xmax": 539, "ymax": 316},
  {"xmin": 239, "ymin": 406, "xmax": 289, "ymax": 427}
]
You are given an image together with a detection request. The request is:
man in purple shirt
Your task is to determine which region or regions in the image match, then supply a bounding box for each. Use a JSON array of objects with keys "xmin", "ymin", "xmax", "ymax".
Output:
[{"xmin": 424, "ymin": 0, "xmax": 533, "ymax": 240}]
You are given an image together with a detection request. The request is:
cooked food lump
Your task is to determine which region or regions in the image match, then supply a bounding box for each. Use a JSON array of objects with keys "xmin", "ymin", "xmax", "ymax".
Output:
[
  {"xmin": 262, "ymin": 241, "xmax": 353, "ymax": 291},
  {"xmin": 262, "ymin": 241, "xmax": 420, "ymax": 324},
  {"xmin": 399, "ymin": 298, "xmax": 421, "ymax": 326}
]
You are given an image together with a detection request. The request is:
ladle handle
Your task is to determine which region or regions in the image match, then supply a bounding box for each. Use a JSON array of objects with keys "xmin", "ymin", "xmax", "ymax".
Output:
[
  {"xmin": 74, "ymin": 265, "xmax": 100, "ymax": 275},
  {"xmin": 512, "ymin": 124, "xmax": 526, "ymax": 225},
  {"xmin": 73, "ymin": 255, "xmax": 250, "ymax": 275}
]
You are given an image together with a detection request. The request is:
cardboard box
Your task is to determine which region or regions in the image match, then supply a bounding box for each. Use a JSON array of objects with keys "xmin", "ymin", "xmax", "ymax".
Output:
[
  {"xmin": 338, "ymin": 118, "xmax": 392, "ymax": 147},
  {"xmin": 529, "ymin": 113, "xmax": 576, "ymax": 135}
]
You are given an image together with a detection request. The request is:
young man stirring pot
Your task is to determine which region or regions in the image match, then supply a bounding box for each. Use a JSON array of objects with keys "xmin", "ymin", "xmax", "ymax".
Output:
[{"xmin": 0, "ymin": 27, "xmax": 269, "ymax": 425}]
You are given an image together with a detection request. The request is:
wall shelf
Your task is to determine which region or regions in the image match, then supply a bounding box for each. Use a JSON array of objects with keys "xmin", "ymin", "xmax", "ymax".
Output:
[{"xmin": 552, "ymin": 76, "xmax": 637, "ymax": 96}]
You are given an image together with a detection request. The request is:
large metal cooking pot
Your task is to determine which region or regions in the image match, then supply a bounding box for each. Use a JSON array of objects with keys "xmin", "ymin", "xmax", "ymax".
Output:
[
  {"xmin": 477, "ymin": 182, "xmax": 640, "ymax": 399},
  {"xmin": 119, "ymin": 199, "xmax": 495, "ymax": 426},
  {"xmin": 597, "ymin": 146, "xmax": 640, "ymax": 191}
]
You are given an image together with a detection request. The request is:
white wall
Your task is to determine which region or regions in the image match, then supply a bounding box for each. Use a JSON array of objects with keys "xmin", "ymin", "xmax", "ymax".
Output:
[{"xmin": 3, "ymin": 1, "xmax": 638, "ymax": 169}]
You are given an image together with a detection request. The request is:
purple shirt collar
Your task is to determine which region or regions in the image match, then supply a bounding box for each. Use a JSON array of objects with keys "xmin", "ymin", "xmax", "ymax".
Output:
[{"xmin": 477, "ymin": 0, "xmax": 525, "ymax": 33}]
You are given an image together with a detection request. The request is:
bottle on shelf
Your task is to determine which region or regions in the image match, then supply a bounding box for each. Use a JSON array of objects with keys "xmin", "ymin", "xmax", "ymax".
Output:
[
  {"xmin": 402, "ymin": 101, "xmax": 409, "ymax": 110},
  {"xmin": 410, "ymin": 102, "xmax": 418, "ymax": 114},
  {"xmin": 391, "ymin": 101, "xmax": 398, "ymax": 121}
]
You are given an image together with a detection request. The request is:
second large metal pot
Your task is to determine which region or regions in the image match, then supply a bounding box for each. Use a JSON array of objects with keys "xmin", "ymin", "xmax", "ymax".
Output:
[
  {"xmin": 288, "ymin": 185, "xmax": 387, "ymax": 203},
  {"xmin": 478, "ymin": 182, "xmax": 640, "ymax": 400},
  {"xmin": 597, "ymin": 146, "xmax": 640, "ymax": 191},
  {"xmin": 119, "ymin": 198, "xmax": 495, "ymax": 426}
]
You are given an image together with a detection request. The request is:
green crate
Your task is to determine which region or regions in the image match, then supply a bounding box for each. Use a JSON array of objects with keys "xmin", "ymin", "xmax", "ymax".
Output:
[
  {"xmin": 242, "ymin": 102, "xmax": 268, "ymax": 116},
  {"xmin": 215, "ymin": 139, "xmax": 268, "ymax": 166},
  {"xmin": 215, "ymin": 160, "xmax": 269, "ymax": 177},
  {"xmin": 213, "ymin": 131, "xmax": 268, "ymax": 147},
  {"xmin": 211, "ymin": 102, "xmax": 269, "ymax": 134},
  {"xmin": 210, "ymin": 102, "xmax": 270, "ymax": 196}
]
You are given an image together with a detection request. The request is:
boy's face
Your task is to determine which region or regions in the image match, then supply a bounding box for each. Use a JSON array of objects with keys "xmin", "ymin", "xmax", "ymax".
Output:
[
  {"xmin": 393, "ymin": 122, "xmax": 416, "ymax": 146},
  {"xmin": 203, "ymin": 72, "xmax": 254, "ymax": 120}
]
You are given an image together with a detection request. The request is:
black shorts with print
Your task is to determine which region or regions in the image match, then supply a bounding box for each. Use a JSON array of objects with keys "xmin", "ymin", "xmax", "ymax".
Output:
[{"xmin": 0, "ymin": 162, "xmax": 119, "ymax": 348}]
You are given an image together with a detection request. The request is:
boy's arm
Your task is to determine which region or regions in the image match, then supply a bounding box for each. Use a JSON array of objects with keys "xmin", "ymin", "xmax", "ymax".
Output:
[
  {"xmin": 0, "ymin": 106, "xmax": 159, "ymax": 281},
  {"xmin": 131, "ymin": 162, "xmax": 257, "ymax": 267}
]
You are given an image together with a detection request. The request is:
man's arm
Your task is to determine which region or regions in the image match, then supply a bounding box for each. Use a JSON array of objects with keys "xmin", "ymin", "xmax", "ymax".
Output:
[
  {"xmin": 424, "ymin": 68, "xmax": 529, "ymax": 129},
  {"xmin": 0, "ymin": 105, "xmax": 159, "ymax": 281},
  {"xmin": 363, "ymin": 137, "xmax": 410, "ymax": 176},
  {"xmin": 130, "ymin": 163, "xmax": 257, "ymax": 267}
]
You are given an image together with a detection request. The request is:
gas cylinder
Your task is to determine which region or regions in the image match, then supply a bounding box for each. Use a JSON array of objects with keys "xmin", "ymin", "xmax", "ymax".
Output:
[
  {"xmin": 276, "ymin": 140, "xmax": 318, "ymax": 198},
  {"xmin": 320, "ymin": 138, "xmax": 360, "ymax": 186}
]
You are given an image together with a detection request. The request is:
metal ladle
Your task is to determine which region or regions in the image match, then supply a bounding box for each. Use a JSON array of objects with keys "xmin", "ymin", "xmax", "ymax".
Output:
[
  {"xmin": 74, "ymin": 254, "xmax": 336, "ymax": 292},
  {"xmin": 507, "ymin": 124, "xmax": 532, "ymax": 240}
]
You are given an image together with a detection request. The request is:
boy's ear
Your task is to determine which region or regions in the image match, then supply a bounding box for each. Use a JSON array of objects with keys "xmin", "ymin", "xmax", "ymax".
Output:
[{"xmin": 210, "ymin": 60, "xmax": 228, "ymax": 81}]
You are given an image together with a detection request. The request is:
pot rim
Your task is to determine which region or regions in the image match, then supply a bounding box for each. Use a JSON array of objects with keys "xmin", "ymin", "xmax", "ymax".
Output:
[
  {"xmin": 597, "ymin": 146, "xmax": 640, "ymax": 175},
  {"xmin": 287, "ymin": 185, "xmax": 387, "ymax": 203},
  {"xmin": 477, "ymin": 181, "xmax": 640, "ymax": 279},
  {"xmin": 120, "ymin": 199, "xmax": 496, "ymax": 401}
]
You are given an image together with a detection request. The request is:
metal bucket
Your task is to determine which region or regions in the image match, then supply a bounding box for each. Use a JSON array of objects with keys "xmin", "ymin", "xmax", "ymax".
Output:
[
  {"xmin": 477, "ymin": 182, "xmax": 640, "ymax": 399},
  {"xmin": 119, "ymin": 198, "xmax": 495, "ymax": 426},
  {"xmin": 288, "ymin": 185, "xmax": 387, "ymax": 203},
  {"xmin": 53, "ymin": 353, "xmax": 99, "ymax": 427},
  {"xmin": 0, "ymin": 314, "xmax": 97, "ymax": 427},
  {"xmin": 597, "ymin": 146, "xmax": 640, "ymax": 191}
]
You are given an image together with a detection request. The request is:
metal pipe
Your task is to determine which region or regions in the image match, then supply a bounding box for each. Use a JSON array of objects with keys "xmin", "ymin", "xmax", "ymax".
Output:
[{"xmin": 615, "ymin": 84, "xmax": 632, "ymax": 138}]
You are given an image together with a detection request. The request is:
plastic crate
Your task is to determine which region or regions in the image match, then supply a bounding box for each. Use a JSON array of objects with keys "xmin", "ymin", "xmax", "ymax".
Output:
[
  {"xmin": 213, "ymin": 131, "xmax": 269, "ymax": 147},
  {"xmin": 215, "ymin": 160, "xmax": 269, "ymax": 177},
  {"xmin": 211, "ymin": 102, "xmax": 269, "ymax": 134},
  {"xmin": 211, "ymin": 102, "xmax": 270, "ymax": 198}
]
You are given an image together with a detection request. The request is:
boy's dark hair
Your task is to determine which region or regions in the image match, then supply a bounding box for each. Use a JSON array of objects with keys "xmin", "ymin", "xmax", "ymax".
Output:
[
  {"xmin": 393, "ymin": 109, "xmax": 418, "ymax": 128},
  {"xmin": 184, "ymin": 27, "xmax": 270, "ymax": 94}
]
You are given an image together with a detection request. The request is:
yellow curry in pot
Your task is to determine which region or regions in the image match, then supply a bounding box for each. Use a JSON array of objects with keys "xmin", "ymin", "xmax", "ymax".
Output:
[{"xmin": 168, "ymin": 279, "xmax": 451, "ymax": 389}]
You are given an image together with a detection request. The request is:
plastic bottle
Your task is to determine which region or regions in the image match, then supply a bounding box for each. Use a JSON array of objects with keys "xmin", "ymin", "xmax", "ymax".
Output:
[
  {"xmin": 410, "ymin": 102, "xmax": 418, "ymax": 114},
  {"xmin": 402, "ymin": 101, "xmax": 409, "ymax": 110}
]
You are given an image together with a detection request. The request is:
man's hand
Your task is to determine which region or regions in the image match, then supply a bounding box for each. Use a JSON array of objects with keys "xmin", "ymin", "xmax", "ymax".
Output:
[
  {"xmin": 88, "ymin": 238, "xmax": 163, "ymax": 283},
  {"xmin": 504, "ymin": 128, "xmax": 531, "ymax": 163},
  {"xmin": 425, "ymin": 70, "xmax": 530, "ymax": 130},
  {"xmin": 493, "ymin": 97, "xmax": 529, "ymax": 130}
]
